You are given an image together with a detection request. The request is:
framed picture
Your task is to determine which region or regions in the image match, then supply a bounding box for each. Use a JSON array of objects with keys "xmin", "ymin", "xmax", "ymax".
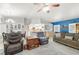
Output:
[
  {"xmin": 18, "ymin": 24, "xmax": 21, "ymax": 29},
  {"xmin": 45, "ymin": 24, "xmax": 49, "ymax": 30},
  {"xmin": 15, "ymin": 25, "xmax": 17, "ymax": 29},
  {"xmin": 10, "ymin": 24, "xmax": 13, "ymax": 29},
  {"xmin": 45, "ymin": 24, "xmax": 52, "ymax": 31},
  {"xmin": 6, "ymin": 25, "xmax": 8, "ymax": 29},
  {"xmin": 22, "ymin": 25, "xmax": 24, "ymax": 28}
]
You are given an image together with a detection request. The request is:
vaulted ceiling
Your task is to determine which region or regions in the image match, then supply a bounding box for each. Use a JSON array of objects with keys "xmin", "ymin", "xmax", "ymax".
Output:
[{"xmin": 0, "ymin": 3, "xmax": 79, "ymax": 22}]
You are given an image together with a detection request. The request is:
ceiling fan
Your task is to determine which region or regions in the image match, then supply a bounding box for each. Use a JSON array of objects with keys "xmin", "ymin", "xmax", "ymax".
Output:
[{"xmin": 33, "ymin": 3, "xmax": 60, "ymax": 13}]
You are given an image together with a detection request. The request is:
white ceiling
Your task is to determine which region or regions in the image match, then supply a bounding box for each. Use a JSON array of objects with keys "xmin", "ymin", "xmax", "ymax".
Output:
[{"xmin": 0, "ymin": 3, "xmax": 79, "ymax": 22}]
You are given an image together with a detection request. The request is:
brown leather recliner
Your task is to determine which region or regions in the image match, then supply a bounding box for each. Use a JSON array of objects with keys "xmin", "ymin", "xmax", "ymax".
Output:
[
  {"xmin": 27, "ymin": 37, "xmax": 40, "ymax": 50},
  {"xmin": 2, "ymin": 32, "xmax": 23, "ymax": 55}
]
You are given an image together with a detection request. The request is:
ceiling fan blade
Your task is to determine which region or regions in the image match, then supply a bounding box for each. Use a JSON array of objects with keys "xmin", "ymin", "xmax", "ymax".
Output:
[
  {"xmin": 33, "ymin": 3, "xmax": 40, "ymax": 5},
  {"xmin": 50, "ymin": 4, "xmax": 60, "ymax": 7},
  {"xmin": 37, "ymin": 5, "xmax": 46, "ymax": 12},
  {"xmin": 35, "ymin": 3, "xmax": 60, "ymax": 12}
]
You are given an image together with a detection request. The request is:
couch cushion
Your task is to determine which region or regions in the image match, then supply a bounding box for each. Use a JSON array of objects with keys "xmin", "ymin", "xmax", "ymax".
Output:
[
  {"xmin": 61, "ymin": 33, "xmax": 65, "ymax": 38},
  {"xmin": 74, "ymin": 33, "xmax": 79, "ymax": 41},
  {"xmin": 7, "ymin": 43, "xmax": 21, "ymax": 52},
  {"xmin": 39, "ymin": 39, "xmax": 48, "ymax": 45},
  {"xmin": 9, "ymin": 38, "xmax": 20, "ymax": 44},
  {"xmin": 9, "ymin": 32, "xmax": 20, "ymax": 37},
  {"xmin": 65, "ymin": 33, "xmax": 74, "ymax": 36},
  {"xmin": 40, "ymin": 38, "xmax": 48, "ymax": 41},
  {"xmin": 7, "ymin": 32, "xmax": 21, "ymax": 44},
  {"xmin": 55, "ymin": 33, "xmax": 61, "ymax": 38},
  {"xmin": 65, "ymin": 36, "xmax": 73, "ymax": 40},
  {"xmin": 65, "ymin": 33, "xmax": 74, "ymax": 40},
  {"xmin": 39, "ymin": 37, "xmax": 48, "ymax": 40},
  {"xmin": 37, "ymin": 32, "xmax": 45, "ymax": 37}
]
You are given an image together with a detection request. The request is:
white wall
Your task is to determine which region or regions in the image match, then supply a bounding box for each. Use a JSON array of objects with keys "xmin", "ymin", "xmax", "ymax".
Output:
[
  {"xmin": 0, "ymin": 3, "xmax": 79, "ymax": 34},
  {"xmin": 46, "ymin": 3, "xmax": 79, "ymax": 22},
  {"xmin": 1, "ymin": 3, "xmax": 79, "ymax": 23},
  {"xmin": 0, "ymin": 23, "xmax": 6, "ymax": 35},
  {"xmin": 0, "ymin": 17, "xmax": 25, "ymax": 34}
]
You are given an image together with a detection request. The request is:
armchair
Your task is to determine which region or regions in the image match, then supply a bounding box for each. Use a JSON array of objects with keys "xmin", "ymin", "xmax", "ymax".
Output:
[
  {"xmin": 2, "ymin": 32, "xmax": 23, "ymax": 55},
  {"xmin": 37, "ymin": 32, "xmax": 49, "ymax": 45}
]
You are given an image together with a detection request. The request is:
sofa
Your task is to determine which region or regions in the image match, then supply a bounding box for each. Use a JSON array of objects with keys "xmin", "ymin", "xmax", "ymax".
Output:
[
  {"xmin": 53, "ymin": 32, "xmax": 79, "ymax": 49},
  {"xmin": 37, "ymin": 32, "xmax": 49, "ymax": 45},
  {"xmin": 2, "ymin": 32, "xmax": 23, "ymax": 55}
]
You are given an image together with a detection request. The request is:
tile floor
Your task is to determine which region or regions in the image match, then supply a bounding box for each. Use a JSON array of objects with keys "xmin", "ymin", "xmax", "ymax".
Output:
[{"xmin": 0, "ymin": 37, "xmax": 79, "ymax": 55}]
